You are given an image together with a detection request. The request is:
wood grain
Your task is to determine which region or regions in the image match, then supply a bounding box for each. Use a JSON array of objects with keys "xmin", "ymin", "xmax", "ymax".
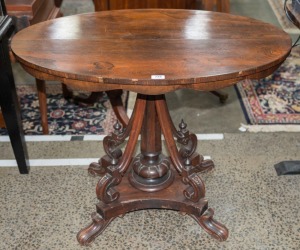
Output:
[
  {"xmin": 93, "ymin": 0, "xmax": 197, "ymax": 10},
  {"xmin": 11, "ymin": 9, "xmax": 291, "ymax": 94}
]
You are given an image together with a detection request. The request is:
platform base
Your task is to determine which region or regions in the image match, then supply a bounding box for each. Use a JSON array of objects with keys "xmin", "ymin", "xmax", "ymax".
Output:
[{"xmin": 77, "ymin": 172, "xmax": 228, "ymax": 246}]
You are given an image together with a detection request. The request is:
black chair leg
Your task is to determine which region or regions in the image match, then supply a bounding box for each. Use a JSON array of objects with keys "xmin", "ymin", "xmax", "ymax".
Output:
[
  {"xmin": 0, "ymin": 31, "xmax": 29, "ymax": 174},
  {"xmin": 0, "ymin": 71, "xmax": 29, "ymax": 174}
]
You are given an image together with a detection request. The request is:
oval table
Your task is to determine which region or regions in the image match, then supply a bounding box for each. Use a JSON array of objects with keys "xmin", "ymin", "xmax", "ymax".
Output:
[{"xmin": 11, "ymin": 9, "xmax": 291, "ymax": 245}]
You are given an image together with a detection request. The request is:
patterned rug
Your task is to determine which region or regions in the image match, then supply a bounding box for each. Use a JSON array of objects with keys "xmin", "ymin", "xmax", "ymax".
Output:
[
  {"xmin": 235, "ymin": 47, "xmax": 300, "ymax": 125},
  {"xmin": 0, "ymin": 85, "xmax": 128, "ymax": 135},
  {"xmin": 268, "ymin": 0, "xmax": 300, "ymax": 34}
]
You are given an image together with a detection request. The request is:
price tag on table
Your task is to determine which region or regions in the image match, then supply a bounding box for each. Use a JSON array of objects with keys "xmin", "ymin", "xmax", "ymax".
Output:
[{"xmin": 151, "ymin": 75, "xmax": 165, "ymax": 79}]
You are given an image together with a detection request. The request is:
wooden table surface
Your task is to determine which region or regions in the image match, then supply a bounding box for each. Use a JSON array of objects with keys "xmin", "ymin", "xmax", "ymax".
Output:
[{"xmin": 11, "ymin": 9, "xmax": 292, "ymax": 94}]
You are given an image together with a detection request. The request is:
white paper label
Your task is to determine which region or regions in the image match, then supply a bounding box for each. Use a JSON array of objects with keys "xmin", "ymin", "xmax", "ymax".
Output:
[{"xmin": 151, "ymin": 75, "xmax": 165, "ymax": 79}]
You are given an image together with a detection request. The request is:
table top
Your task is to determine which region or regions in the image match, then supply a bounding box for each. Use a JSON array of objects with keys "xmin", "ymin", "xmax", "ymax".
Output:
[{"xmin": 11, "ymin": 9, "xmax": 292, "ymax": 94}]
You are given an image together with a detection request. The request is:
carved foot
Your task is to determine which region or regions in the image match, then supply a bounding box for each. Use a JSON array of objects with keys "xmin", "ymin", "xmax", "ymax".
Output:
[
  {"xmin": 88, "ymin": 162, "xmax": 105, "ymax": 177},
  {"xmin": 188, "ymin": 153, "xmax": 215, "ymax": 173},
  {"xmin": 61, "ymin": 83, "xmax": 73, "ymax": 99},
  {"xmin": 197, "ymin": 155, "xmax": 215, "ymax": 172},
  {"xmin": 192, "ymin": 208, "xmax": 228, "ymax": 241},
  {"xmin": 88, "ymin": 154, "xmax": 114, "ymax": 177},
  {"xmin": 77, "ymin": 212, "xmax": 115, "ymax": 246}
]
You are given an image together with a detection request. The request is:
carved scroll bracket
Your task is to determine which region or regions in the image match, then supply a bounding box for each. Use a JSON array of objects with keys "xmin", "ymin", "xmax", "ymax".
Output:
[
  {"xmin": 88, "ymin": 120, "xmax": 128, "ymax": 177},
  {"xmin": 92, "ymin": 96, "xmax": 146, "ymax": 204},
  {"xmin": 175, "ymin": 119, "xmax": 214, "ymax": 173},
  {"xmin": 155, "ymin": 97, "xmax": 208, "ymax": 203}
]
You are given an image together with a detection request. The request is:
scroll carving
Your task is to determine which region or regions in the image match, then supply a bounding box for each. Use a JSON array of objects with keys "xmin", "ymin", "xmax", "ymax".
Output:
[
  {"xmin": 88, "ymin": 120, "xmax": 130, "ymax": 177},
  {"xmin": 92, "ymin": 97, "xmax": 146, "ymax": 204},
  {"xmin": 155, "ymin": 98, "xmax": 208, "ymax": 203},
  {"xmin": 77, "ymin": 212, "xmax": 115, "ymax": 246},
  {"xmin": 175, "ymin": 119, "xmax": 214, "ymax": 173},
  {"xmin": 192, "ymin": 208, "xmax": 229, "ymax": 241}
]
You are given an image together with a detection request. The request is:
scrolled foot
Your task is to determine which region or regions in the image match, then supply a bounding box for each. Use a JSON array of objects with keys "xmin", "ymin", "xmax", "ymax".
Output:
[
  {"xmin": 192, "ymin": 208, "xmax": 228, "ymax": 241},
  {"xmin": 189, "ymin": 154, "xmax": 214, "ymax": 173},
  {"xmin": 88, "ymin": 162, "xmax": 105, "ymax": 177},
  {"xmin": 77, "ymin": 212, "xmax": 114, "ymax": 246},
  {"xmin": 197, "ymin": 158, "xmax": 215, "ymax": 172}
]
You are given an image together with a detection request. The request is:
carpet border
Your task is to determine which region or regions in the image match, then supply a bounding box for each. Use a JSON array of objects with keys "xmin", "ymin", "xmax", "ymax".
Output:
[
  {"xmin": 234, "ymin": 84, "xmax": 251, "ymax": 125},
  {"xmin": 235, "ymin": 80, "xmax": 300, "ymax": 125}
]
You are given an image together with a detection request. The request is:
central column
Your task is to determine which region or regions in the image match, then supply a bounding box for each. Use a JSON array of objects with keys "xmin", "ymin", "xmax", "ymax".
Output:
[{"xmin": 128, "ymin": 95, "xmax": 174, "ymax": 192}]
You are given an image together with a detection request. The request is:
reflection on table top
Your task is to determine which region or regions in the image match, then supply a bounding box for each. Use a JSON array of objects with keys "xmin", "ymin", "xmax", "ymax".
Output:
[{"xmin": 11, "ymin": 9, "xmax": 291, "ymax": 94}]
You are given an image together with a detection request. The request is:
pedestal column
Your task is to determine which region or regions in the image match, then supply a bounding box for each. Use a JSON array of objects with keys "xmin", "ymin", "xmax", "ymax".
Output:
[{"xmin": 129, "ymin": 95, "xmax": 174, "ymax": 192}]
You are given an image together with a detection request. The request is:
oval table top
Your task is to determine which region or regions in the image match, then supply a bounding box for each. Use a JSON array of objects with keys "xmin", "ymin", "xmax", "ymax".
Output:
[{"xmin": 11, "ymin": 9, "xmax": 292, "ymax": 94}]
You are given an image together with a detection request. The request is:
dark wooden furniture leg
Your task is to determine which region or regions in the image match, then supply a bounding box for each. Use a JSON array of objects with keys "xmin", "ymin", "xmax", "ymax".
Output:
[
  {"xmin": 106, "ymin": 90, "xmax": 129, "ymax": 126},
  {"xmin": 0, "ymin": 21, "xmax": 29, "ymax": 174},
  {"xmin": 35, "ymin": 81, "xmax": 74, "ymax": 134},
  {"xmin": 77, "ymin": 94, "xmax": 228, "ymax": 245},
  {"xmin": 201, "ymin": 0, "xmax": 230, "ymax": 12},
  {"xmin": 35, "ymin": 79, "xmax": 49, "ymax": 134},
  {"xmin": 61, "ymin": 83, "xmax": 73, "ymax": 99},
  {"xmin": 216, "ymin": 0, "xmax": 230, "ymax": 13},
  {"xmin": 74, "ymin": 92, "xmax": 103, "ymax": 106},
  {"xmin": 210, "ymin": 90, "xmax": 229, "ymax": 104},
  {"xmin": 74, "ymin": 90, "xmax": 129, "ymax": 127}
]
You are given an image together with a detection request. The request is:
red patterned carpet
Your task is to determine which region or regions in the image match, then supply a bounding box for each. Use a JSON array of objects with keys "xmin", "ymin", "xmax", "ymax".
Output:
[
  {"xmin": 0, "ymin": 85, "xmax": 128, "ymax": 135},
  {"xmin": 236, "ymin": 47, "xmax": 300, "ymax": 125}
]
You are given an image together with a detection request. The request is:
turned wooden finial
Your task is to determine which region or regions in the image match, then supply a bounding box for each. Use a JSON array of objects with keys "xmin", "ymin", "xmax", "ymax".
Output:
[
  {"xmin": 113, "ymin": 120, "xmax": 122, "ymax": 134},
  {"xmin": 179, "ymin": 119, "xmax": 187, "ymax": 131}
]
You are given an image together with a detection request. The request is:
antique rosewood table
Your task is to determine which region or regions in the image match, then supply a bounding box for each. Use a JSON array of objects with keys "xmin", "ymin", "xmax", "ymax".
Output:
[{"xmin": 11, "ymin": 9, "xmax": 291, "ymax": 245}]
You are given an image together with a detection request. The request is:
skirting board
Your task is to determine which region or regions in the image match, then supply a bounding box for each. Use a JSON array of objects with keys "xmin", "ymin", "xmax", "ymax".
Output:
[
  {"xmin": 0, "ymin": 156, "xmax": 212, "ymax": 167},
  {"xmin": 0, "ymin": 133, "xmax": 224, "ymax": 142}
]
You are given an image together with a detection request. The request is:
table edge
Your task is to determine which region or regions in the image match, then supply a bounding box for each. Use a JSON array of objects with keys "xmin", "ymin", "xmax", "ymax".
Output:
[{"xmin": 18, "ymin": 55, "xmax": 289, "ymax": 94}]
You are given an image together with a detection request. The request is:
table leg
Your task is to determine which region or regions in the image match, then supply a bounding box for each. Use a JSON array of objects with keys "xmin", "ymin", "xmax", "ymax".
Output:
[
  {"xmin": 106, "ymin": 90, "xmax": 129, "ymax": 127},
  {"xmin": 36, "ymin": 79, "xmax": 49, "ymax": 134},
  {"xmin": 77, "ymin": 94, "xmax": 228, "ymax": 246}
]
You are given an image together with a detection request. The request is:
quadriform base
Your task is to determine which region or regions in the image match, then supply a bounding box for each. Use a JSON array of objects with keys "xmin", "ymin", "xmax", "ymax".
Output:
[{"xmin": 77, "ymin": 94, "xmax": 228, "ymax": 246}]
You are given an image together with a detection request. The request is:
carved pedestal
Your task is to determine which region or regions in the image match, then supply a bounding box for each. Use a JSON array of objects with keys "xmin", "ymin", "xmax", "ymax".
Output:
[{"xmin": 78, "ymin": 94, "xmax": 228, "ymax": 245}]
